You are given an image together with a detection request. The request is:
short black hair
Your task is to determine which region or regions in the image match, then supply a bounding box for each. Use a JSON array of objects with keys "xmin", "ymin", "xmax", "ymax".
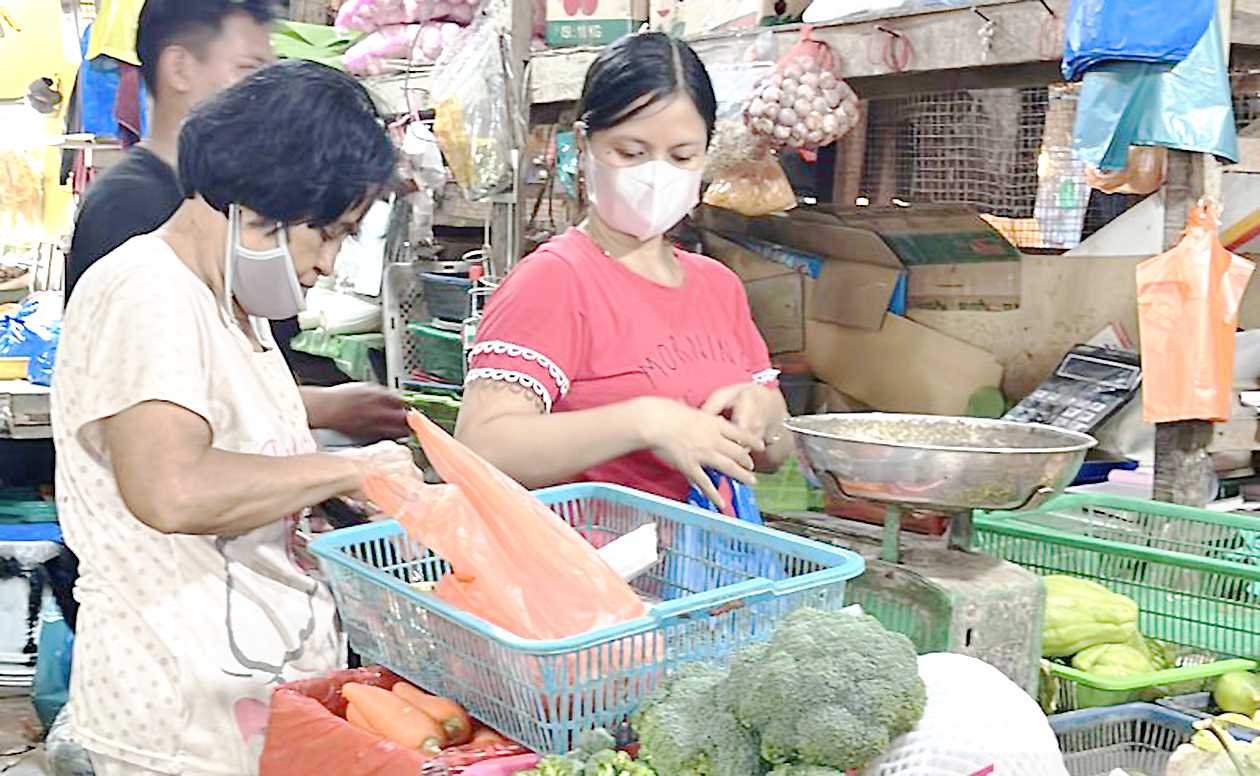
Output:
[
  {"xmin": 136, "ymin": 0, "xmax": 277, "ymax": 93},
  {"xmin": 576, "ymin": 33, "xmax": 717, "ymax": 142},
  {"xmin": 178, "ymin": 60, "xmax": 396, "ymax": 228}
]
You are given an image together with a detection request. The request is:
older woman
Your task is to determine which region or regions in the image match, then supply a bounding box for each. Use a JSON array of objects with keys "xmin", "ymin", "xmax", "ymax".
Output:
[{"xmin": 52, "ymin": 60, "xmax": 407, "ymax": 775}]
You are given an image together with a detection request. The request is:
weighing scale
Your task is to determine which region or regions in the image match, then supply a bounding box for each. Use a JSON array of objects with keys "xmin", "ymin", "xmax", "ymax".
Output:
[{"xmin": 780, "ymin": 414, "xmax": 1096, "ymax": 695}]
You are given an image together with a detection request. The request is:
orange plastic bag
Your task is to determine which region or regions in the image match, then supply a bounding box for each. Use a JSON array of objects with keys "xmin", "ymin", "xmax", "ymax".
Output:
[
  {"xmin": 1137, "ymin": 201, "xmax": 1255, "ymax": 423},
  {"xmin": 259, "ymin": 666, "xmax": 426, "ymax": 776},
  {"xmin": 362, "ymin": 412, "xmax": 648, "ymax": 641}
]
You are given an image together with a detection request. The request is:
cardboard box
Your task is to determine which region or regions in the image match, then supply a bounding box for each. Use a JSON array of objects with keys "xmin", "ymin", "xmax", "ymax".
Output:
[
  {"xmin": 546, "ymin": 0, "xmax": 647, "ymax": 47},
  {"xmin": 681, "ymin": 0, "xmax": 810, "ymax": 35},
  {"xmin": 699, "ymin": 206, "xmax": 903, "ymax": 331},
  {"xmin": 809, "ymin": 205, "xmax": 1023, "ymax": 312},
  {"xmin": 805, "ymin": 316, "xmax": 1004, "ymax": 416},
  {"xmin": 701, "ymin": 232, "xmax": 805, "ymax": 354}
]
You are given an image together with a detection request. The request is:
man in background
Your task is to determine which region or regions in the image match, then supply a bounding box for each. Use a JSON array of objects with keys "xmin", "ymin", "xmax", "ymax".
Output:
[{"xmin": 55, "ymin": 0, "xmax": 407, "ymax": 631}]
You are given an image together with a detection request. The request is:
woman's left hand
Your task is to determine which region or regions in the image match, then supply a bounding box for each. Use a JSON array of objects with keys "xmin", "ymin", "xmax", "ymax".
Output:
[{"xmin": 701, "ymin": 383, "xmax": 786, "ymax": 449}]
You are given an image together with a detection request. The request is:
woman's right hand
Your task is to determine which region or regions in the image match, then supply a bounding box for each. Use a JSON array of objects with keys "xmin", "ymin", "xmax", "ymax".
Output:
[{"xmin": 636, "ymin": 397, "xmax": 763, "ymax": 508}]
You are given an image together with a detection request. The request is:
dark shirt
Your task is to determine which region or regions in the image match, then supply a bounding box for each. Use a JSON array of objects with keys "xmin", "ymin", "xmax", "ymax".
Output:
[{"xmin": 65, "ymin": 146, "xmax": 182, "ymax": 301}]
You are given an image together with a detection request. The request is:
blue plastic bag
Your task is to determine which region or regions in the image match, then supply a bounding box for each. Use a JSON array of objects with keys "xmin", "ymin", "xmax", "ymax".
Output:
[
  {"xmin": 1062, "ymin": 0, "xmax": 1213, "ymax": 82},
  {"xmin": 667, "ymin": 471, "xmax": 784, "ymax": 599},
  {"xmin": 32, "ymin": 612, "xmax": 72, "ymax": 732},
  {"xmin": 0, "ymin": 297, "xmax": 58, "ymax": 360},
  {"xmin": 1073, "ymin": 13, "xmax": 1238, "ymax": 171}
]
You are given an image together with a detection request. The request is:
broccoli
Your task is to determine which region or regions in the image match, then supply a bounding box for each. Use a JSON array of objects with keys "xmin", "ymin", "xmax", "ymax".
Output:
[
  {"xmin": 722, "ymin": 608, "xmax": 926, "ymax": 771},
  {"xmin": 632, "ymin": 662, "xmax": 764, "ymax": 776},
  {"xmin": 766, "ymin": 766, "xmax": 846, "ymax": 776},
  {"xmin": 576, "ymin": 728, "xmax": 618, "ymax": 756}
]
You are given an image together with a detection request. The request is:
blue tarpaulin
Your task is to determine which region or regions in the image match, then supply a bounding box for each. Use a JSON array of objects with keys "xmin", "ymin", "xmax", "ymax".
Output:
[{"xmin": 1062, "ymin": 0, "xmax": 1214, "ymax": 82}]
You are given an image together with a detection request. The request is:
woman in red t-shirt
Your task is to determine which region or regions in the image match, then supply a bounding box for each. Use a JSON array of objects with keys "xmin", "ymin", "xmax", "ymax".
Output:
[{"xmin": 456, "ymin": 32, "xmax": 790, "ymax": 507}]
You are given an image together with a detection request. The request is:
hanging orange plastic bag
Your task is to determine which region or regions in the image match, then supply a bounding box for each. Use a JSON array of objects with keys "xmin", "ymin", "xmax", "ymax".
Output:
[
  {"xmin": 1137, "ymin": 201, "xmax": 1255, "ymax": 423},
  {"xmin": 362, "ymin": 412, "xmax": 648, "ymax": 641}
]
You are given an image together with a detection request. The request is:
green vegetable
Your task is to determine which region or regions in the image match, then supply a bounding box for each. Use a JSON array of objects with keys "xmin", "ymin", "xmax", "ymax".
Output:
[
  {"xmin": 1213, "ymin": 671, "xmax": 1260, "ymax": 716},
  {"xmin": 1070, "ymin": 642, "xmax": 1156, "ymax": 708},
  {"xmin": 721, "ymin": 608, "xmax": 926, "ymax": 771},
  {"xmin": 1041, "ymin": 576, "xmax": 1144, "ymax": 658},
  {"xmin": 577, "ymin": 729, "xmax": 618, "ymax": 757},
  {"xmin": 632, "ymin": 662, "xmax": 763, "ymax": 776},
  {"xmin": 766, "ymin": 766, "xmax": 846, "ymax": 776}
]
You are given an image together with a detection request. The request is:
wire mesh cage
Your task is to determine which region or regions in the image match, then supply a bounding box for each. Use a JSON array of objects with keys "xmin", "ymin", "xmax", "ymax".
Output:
[{"xmin": 858, "ymin": 84, "xmax": 1088, "ymax": 251}]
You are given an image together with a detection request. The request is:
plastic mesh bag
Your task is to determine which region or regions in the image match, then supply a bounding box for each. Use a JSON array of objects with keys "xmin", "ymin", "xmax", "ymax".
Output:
[
  {"xmin": 431, "ymin": 14, "xmax": 518, "ymax": 201},
  {"xmin": 1137, "ymin": 201, "xmax": 1255, "ymax": 423},
  {"xmin": 703, "ymin": 120, "xmax": 796, "ymax": 216},
  {"xmin": 743, "ymin": 25, "xmax": 860, "ymax": 159}
]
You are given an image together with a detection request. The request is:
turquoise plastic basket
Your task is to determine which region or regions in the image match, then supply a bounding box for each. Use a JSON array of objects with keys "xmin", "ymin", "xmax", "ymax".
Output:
[{"xmin": 309, "ymin": 482, "xmax": 864, "ymax": 754}]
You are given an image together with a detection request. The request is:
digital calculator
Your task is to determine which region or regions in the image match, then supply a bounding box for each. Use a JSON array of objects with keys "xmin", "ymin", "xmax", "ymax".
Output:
[{"xmin": 1004, "ymin": 345, "xmax": 1142, "ymax": 434}]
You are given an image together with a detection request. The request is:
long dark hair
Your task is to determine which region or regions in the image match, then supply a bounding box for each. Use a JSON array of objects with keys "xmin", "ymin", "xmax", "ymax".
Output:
[{"xmin": 576, "ymin": 32, "xmax": 717, "ymax": 143}]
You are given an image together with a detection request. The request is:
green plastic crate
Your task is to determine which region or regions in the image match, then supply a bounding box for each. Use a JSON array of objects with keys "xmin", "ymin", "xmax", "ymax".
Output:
[
  {"xmin": 975, "ymin": 493, "xmax": 1260, "ymax": 710},
  {"xmin": 408, "ymin": 322, "xmax": 465, "ymax": 384}
]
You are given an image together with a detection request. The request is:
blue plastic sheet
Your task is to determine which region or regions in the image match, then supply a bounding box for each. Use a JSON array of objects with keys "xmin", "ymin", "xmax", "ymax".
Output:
[
  {"xmin": 1062, "ymin": 0, "xmax": 1213, "ymax": 82},
  {"xmin": 0, "ymin": 295, "xmax": 59, "ymax": 386},
  {"xmin": 1073, "ymin": 14, "xmax": 1238, "ymax": 171}
]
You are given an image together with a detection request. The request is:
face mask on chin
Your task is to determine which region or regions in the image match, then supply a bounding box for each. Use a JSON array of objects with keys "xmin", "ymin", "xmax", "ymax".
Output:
[
  {"xmin": 584, "ymin": 151, "xmax": 704, "ymax": 242},
  {"xmin": 223, "ymin": 204, "xmax": 306, "ymax": 322}
]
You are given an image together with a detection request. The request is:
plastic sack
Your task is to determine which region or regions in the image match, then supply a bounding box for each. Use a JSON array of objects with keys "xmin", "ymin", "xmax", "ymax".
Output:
[
  {"xmin": 860, "ymin": 653, "xmax": 1070, "ymax": 776},
  {"xmin": 1137, "ymin": 202, "xmax": 1256, "ymax": 424},
  {"xmin": 1085, "ymin": 145, "xmax": 1166, "ymax": 195},
  {"xmin": 336, "ymin": 0, "xmax": 482, "ymax": 30},
  {"xmin": 343, "ymin": 21, "xmax": 467, "ymax": 75},
  {"xmin": 259, "ymin": 666, "xmax": 427, "ymax": 776},
  {"xmin": 1062, "ymin": 0, "xmax": 1213, "ymax": 82},
  {"xmin": 703, "ymin": 120, "xmax": 796, "ymax": 216},
  {"xmin": 362, "ymin": 412, "xmax": 647, "ymax": 641},
  {"xmin": 743, "ymin": 25, "xmax": 860, "ymax": 159},
  {"xmin": 1073, "ymin": 13, "xmax": 1238, "ymax": 171},
  {"xmin": 432, "ymin": 15, "xmax": 518, "ymax": 201}
]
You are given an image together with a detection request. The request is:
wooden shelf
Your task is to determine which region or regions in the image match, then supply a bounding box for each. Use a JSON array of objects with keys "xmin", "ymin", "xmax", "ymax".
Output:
[{"xmin": 367, "ymin": 0, "xmax": 1076, "ymax": 114}]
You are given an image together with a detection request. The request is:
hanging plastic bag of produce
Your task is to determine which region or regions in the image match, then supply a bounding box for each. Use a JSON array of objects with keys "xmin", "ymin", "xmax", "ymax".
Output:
[
  {"xmin": 431, "ymin": 14, "xmax": 519, "ymax": 201},
  {"xmin": 1085, "ymin": 145, "xmax": 1167, "ymax": 195},
  {"xmin": 362, "ymin": 412, "xmax": 648, "ymax": 641},
  {"xmin": 1137, "ymin": 200, "xmax": 1255, "ymax": 423},
  {"xmin": 703, "ymin": 120, "xmax": 797, "ymax": 216},
  {"xmin": 743, "ymin": 25, "xmax": 861, "ymax": 161}
]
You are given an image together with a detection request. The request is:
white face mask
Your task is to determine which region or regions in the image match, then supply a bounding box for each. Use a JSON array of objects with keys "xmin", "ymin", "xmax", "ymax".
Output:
[
  {"xmin": 584, "ymin": 152, "xmax": 703, "ymax": 242},
  {"xmin": 224, "ymin": 204, "xmax": 306, "ymax": 321}
]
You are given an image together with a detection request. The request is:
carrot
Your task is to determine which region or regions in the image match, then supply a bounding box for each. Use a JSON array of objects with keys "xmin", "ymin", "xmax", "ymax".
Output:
[
  {"xmin": 340, "ymin": 682, "xmax": 445, "ymax": 753},
  {"xmin": 392, "ymin": 682, "xmax": 473, "ymax": 745},
  {"xmin": 345, "ymin": 703, "xmax": 377, "ymax": 735}
]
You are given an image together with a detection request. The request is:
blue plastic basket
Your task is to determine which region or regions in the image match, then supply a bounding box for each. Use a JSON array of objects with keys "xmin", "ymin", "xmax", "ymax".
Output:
[
  {"xmin": 1049, "ymin": 703, "xmax": 1206, "ymax": 776},
  {"xmin": 309, "ymin": 482, "xmax": 864, "ymax": 753}
]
